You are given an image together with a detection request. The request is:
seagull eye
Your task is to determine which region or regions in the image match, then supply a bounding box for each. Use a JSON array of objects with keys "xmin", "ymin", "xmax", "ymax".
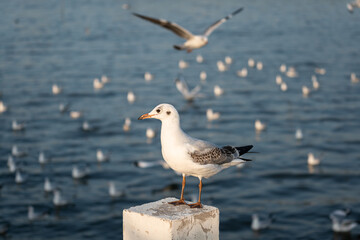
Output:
[
  {"xmin": 156, "ymin": 109, "xmax": 161, "ymax": 113},
  {"xmin": 166, "ymin": 111, "xmax": 171, "ymax": 115}
]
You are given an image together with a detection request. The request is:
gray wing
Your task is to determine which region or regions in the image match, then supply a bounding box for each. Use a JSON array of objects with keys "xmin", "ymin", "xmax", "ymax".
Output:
[
  {"xmin": 133, "ymin": 13, "xmax": 194, "ymax": 40},
  {"xmin": 203, "ymin": 7, "xmax": 244, "ymax": 37},
  {"xmin": 189, "ymin": 145, "xmax": 238, "ymax": 165}
]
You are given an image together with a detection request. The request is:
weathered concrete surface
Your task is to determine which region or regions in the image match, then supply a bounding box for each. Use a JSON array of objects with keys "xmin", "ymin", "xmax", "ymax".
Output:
[{"xmin": 123, "ymin": 198, "xmax": 219, "ymax": 240}]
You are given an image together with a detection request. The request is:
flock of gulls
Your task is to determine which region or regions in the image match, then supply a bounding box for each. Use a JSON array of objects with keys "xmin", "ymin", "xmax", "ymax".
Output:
[{"xmin": 0, "ymin": 2, "xmax": 359, "ymax": 238}]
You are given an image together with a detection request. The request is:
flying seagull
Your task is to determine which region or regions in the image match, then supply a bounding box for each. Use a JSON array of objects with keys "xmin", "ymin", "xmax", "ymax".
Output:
[
  {"xmin": 138, "ymin": 103, "xmax": 253, "ymax": 208},
  {"xmin": 133, "ymin": 7, "xmax": 244, "ymax": 52}
]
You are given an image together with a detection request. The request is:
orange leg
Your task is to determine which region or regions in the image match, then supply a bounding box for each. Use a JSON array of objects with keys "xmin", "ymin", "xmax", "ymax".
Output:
[
  {"xmin": 187, "ymin": 49, "xmax": 193, "ymax": 53},
  {"xmin": 188, "ymin": 178, "xmax": 203, "ymax": 208},
  {"xmin": 168, "ymin": 174, "xmax": 187, "ymax": 206}
]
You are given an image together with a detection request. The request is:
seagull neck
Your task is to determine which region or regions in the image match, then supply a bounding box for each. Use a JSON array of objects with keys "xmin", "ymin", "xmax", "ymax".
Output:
[{"xmin": 161, "ymin": 118, "xmax": 185, "ymax": 142}]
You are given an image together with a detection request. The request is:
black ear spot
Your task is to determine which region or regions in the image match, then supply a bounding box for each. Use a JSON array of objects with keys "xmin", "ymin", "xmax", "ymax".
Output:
[{"xmin": 166, "ymin": 111, "xmax": 171, "ymax": 115}]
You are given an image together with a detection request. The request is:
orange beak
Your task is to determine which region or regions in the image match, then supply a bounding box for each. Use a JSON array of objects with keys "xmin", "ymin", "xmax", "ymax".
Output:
[{"xmin": 138, "ymin": 113, "xmax": 155, "ymax": 120}]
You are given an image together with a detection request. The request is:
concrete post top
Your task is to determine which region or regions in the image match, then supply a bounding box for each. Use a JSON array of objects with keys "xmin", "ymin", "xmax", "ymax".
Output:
[{"xmin": 124, "ymin": 197, "xmax": 219, "ymax": 221}]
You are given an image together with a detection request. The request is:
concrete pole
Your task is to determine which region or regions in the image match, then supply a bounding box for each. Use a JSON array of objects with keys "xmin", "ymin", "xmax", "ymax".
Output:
[{"xmin": 123, "ymin": 198, "xmax": 219, "ymax": 240}]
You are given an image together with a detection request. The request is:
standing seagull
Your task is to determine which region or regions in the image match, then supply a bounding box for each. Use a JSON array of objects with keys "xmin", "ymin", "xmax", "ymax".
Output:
[
  {"xmin": 133, "ymin": 7, "xmax": 244, "ymax": 52},
  {"xmin": 138, "ymin": 103, "xmax": 253, "ymax": 208}
]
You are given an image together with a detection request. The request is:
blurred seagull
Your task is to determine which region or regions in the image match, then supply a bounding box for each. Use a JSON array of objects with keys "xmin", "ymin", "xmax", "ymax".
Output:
[
  {"xmin": 280, "ymin": 82, "xmax": 288, "ymax": 91},
  {"xmin": 59, "ymin": 103, "xmax": 70, "ymax": 113},
  {"xmin": 12, "ymin": 145, "xmax": 26, "ymax": 157},
  {"xmin": 307, "ymin": 153, "xmax": 320, "ymax": 166},
  {"xmin": 144, "ymin": 72, "xmax": 153, "ymax": 82},
  {"xmin": 101, "ymin": 75, "xmax": 110, "ymax": 84},
  {"xmin": 134, "ymin": 160, "xmax": 170, "ymax": 169},
  {"xmin": 132, "ymin": 7, "xmax": 244, "ymax": 52},
  {"xmin": 251, "ymin": 213, "xmax": 273, "ymax": 231},
  {"xmin": 280, "ymin": 64, "xmax": 287, "ymax": 73},
  {"xmin": 7, "ymin": 156, "xmax": 17, "ymax": 173},
  {"xmin": 93, "ymin": 78, "xmax": 104, "ymax": 89},
  {"xmin": 96, "ymin": 149, "xmax": 110, "ymax": 163},
  {"xmin": 123, "ymin": 117, "xmax": 131, "ymax": 132},
  {"xmin": 351, "ymin": 73, "xmax": 359, "ymax": 83},
  {"xmin": 178, "ymin": 59, "xmax": 189, "ymax": 69},
  {"xmin": 72, "ymin": 165, "xmax": 90, "ymax": 179},
  {"xmin": 295, "ymin": 128, "xmax": 303, "ymax": 140},
  {"xmin": 28, "ymin": 206, "xmax": 48, "ymax": 221},
  {"xmin": 146, "ymin": 128, "xmax": 156, "ymax": 139},
  {"xmin": 276, "ymin": 75, "xmax": 283, "ymax": 85},
  {"xmin": 38, "ymin": 152, "xmax": 49, "ymax": 164},
  {"xmin": 248, "ymin": 58, "xmax": 255, "ymax": 68},
  {"xmin": 224, "ymin": 56, "xmax": 232, "ymax": 65},
  {"xmin": 44, "ymin": 178, "xmax": 53, "ymax": 192},
  {"xmin": 52, "ymin": 84, "xmax": 62, "ymax": 95},
  {"xmin": 256, "ymin": 61, "xmax": 263, "ymax": 70},
  {"xmin": 82, "ymin": 121, "xmax": 93, "ymax": 131},
  {"xmin": 312, "ymin": 75, "xmax": 320, "ymax": 90},
  {"xmin": 214, "ymin": 85, "xmax": 224, "ymax": 97},
  {"xmin": 206, "ymin": 109, "xmax": 220, "ymax": 121},
  {"xmin": 196, "ymin": 54, "xmax": 204, "ymax": 63},
  {"xmin": 302, "ymin": 86, "xmax": 310, "ymax": 97},
  {"xmin": 70, "ymin": 111, "xmax": 82, "ymax": 119},
  {"xmin": 329, "ymin": 209, "xmax": 358, "ymax": 233},
  {"xmin": 200, "ymin": 71, "xmax": 207, "ymax": 82},
  {"xmin": 127, "ymin": 91, "xmax": 136, "ymax": 104},
  {"xmin": 286, "ymin": 67, "xmax": 298, "ymax": 78},
  {"xmin": 175, "ymin": 77, "xmax": 202, "ymax": 102},
  {"xmin": 12, "ymin": 120, "xmax": 25, "ymax": 131},
  {"xmin": 217, "ymin": 61, "xmax": 227, "ymax": 72},
  {"xmin": 138, "ymin": 103, "xmax": 253, "ymax": 208},
  {"xmin": 237, "ymin": 68, "xmax": 248, "ymax": 78},
  {"xmin": 347, "ymin": 0, "xmax": 360, "ymax": 13},
  {"xmin": 255, "ymin": 120, "xmax": 266, "ymax": 132},
  {"xmin": 53, "ymin": 189, "xmax": 69, "ymax": 207},
  {"xmin": 0, "ymin": 101, "xmax": 7, "ymax": 114},
  {"xmin": 315, "ymin": 68, "xmax": 326, "ymax": 75},
  {"xmin": 108, "ymin": 181, "xmax": 124, "ymax": 198},
  {"xmin": 15, "ymin": 170, "xmax": 25, "ymax": 184}
]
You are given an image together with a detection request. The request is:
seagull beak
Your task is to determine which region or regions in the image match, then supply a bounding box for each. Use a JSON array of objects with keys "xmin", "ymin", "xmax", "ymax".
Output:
[{"xmin": 138, "ymin": 113, "xmax": 155, "ymax": 120}]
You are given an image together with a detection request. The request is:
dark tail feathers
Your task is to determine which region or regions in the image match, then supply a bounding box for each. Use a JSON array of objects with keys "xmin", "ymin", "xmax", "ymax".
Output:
[{"xmin": 236, "ymin": 145, "xmax": 253, "ymax": 156}]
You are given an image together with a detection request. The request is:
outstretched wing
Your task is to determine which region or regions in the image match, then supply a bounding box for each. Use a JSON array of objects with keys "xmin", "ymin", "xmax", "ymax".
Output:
[
  {"xmin": 203, "ymin": 7, "xmax": 244, "ymax": 37},
  {"xmin": 133, "ymin": 13, "xmax": 194, "ymax": 40}
]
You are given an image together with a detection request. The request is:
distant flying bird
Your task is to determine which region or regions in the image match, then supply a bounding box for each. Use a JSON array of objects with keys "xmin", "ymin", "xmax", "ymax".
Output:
[
  {"xmin": 175, "ymin": 77, "xmax": 202, "ymax": 102},
  {"xmin": 133, "ymin": 7, "xmax": 244, "ymax": 52},
  {"xmin": 347, "ymin": 0, "xmax": 360, "ymax": 13}
]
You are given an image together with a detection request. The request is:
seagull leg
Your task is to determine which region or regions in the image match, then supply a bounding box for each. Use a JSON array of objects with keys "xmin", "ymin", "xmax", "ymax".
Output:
[
  {"xmin": 168, "ymin": 174, "xmax": 187, "ymax": 206},
  {"xmin": 187, "ymin": 49, "xmax": 193, "ymax": 53},
  {"xmin": 188, "ymin": 178, "xmax": 203, "ymax": 208}
]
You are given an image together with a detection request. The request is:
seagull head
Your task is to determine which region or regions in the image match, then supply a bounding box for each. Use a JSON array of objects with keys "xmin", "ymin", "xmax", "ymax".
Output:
[{"xmin": 138, "ymin": 103, "xmax": 179, "ymax": 122}]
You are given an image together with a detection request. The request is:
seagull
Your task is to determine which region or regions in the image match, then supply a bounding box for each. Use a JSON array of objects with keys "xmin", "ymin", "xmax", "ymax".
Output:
[
  {"xmin": 12, "ymin": 120, "xmax": 25, "ymax": 131},
  {"xmin": 144, "ymin": 72, "xmax": 154, "ymax": 82},
  {"xmin": 224, "ymin": 56, "xmax": 232, "ymax": 65},
  {"xmin": 255, "ymin": 120, "xmax": 266, "ymax": 132},
  {"xmin": 312, "ymin": 75, "xmax": 320, "ymax": 90},
  {"xmin": 315, "ymin": 68, "xmax": 326, "ymax": 75},
  {"xmin": 59, "ymin": 103, "xmax": 70, "ymax": 113},
  {"xmin": 134, "ymin": 160, "xmax": 170, "ymax": 169},
  {"xmin": 200, "ymin": 71, "xmax": 207, "ymax": 82},
  {"xmin": 96, "ymin": 149, "xmax": 110, "ymax": 162},
  {"xmin": 101, "ymin": 75, "xmax": 110, "ymax": 83},
  {"xmin": 280, "ymin": 64, "xmax": 287, "ymax": 73},
  {"xmin": 280, "ymin": 82, "xmax": 288, "ymax": 91},
  {"xmin": 295, "ymin": 128, "xmax": 303, "ymax": 140},
  {"xmin": 38, "ymin": 152, "xmax": 49, "ymax": 164},
  {"xmin": 146, "ymin": 128, "xmax": 156, "ymax": 139},
  {"xmin": 52, "ymin": 84, "xmax": 62, "ymax": 95},
  {"xmin": 15, "ymin": 170, "xmax": 25, "ymax": 184},
  {"xmin": 178, "ymin": 60, "xmax": 189, "ymax": 69},
  {"xmin": 53, "ymin": 189, "xmax": 69, "ymax": 207},
  {"xmin": 237, "ymin": 68, "xmax": 248, "ymax": 78},
  {"xmin": 302, "ymin": 86, "xmax": 310, "ymax": 97},
  {"xmin": 329, "ymin": 209, "xmax": 358, "ymax": 233},
  {"xmin": 138, "ymin": 103, "xmax": 253, "ymax": 208},
  {"xmin": 206, "ymin": 109, "xmax": 220, "ymax": 122},
  {"xmin": 28, "ymin": 206, "xmax": 48, "ymax": 221},
  {"xmin": 82, "ymin": 121, "xmax": 93, "ymax": 131},
  {"xmin": 127, "ymin": 91, "xmax": 136, "ymax": 104},
  {"xmin": 307, "ymin": 153, "xmax": 320, "ymax": 166},
  {"xmin": 93, "ymin": 78, "xmax": 104, "ymax": 89},
  {"xmin": 276, "ymin": 75, "xmax": 283, "ymax": 85},
  {"xmin": 0, "ymin": 101, "xmax": 7, "ymax": 114},
  {"xmin": 248, "ymin": 58, "xmax": 255, "ymax": 68},
  {"xmin": 351, "ymin": 73, "xmax": 359, "ymax": 83},
  {"xmin": 44, "ymin": 177, "xmax": 53, "ymax": 192},
  {"xmin": 175, "ymin": 77, "xmax": 202, "ymax": 102},
  {"xmin": 256, "ymin": 61, "xmax": 263, "ymax": 71},
  {"xmin": 132, "ymin": 7, "xmax": 244, "ymax": 52},
  {"xmin": 12, "ymin": 145, "xmax": 26, "ymax": 157},
  {"xmin": 196, "ymin": 54, "xmax": 204, "ymax": 63},
  {"xmin": 217, "ymin": 61, "xmax": 227, "ymax": 72},
  {"xmin": 214, "ymin": 85, "xmax": 224, "ymax": 97},
  {"xmin": 72, "ymin": 165, "xmax": 90, "ymax": 179},
  {"xmin": 347, "ymin": 0, "xmax": 360, "ymax": 13},
  {"xmin": 251, "ymin": 213, "xmax": 273, "ymax": 231},
  {"xmin": 70, "ymin": 111, "xmax": 82, "ymax": 119},
  {"xmin": 7, "ymin": 156, "xmax": 17, "ymax": 173},
  {"xmin": 286, "ymin": 67, "xmax": 298, "ymax": 78},
  {"xmin": 108, "ymin": 181, "xmax": 124, "ymax": 198},
  {"xmin": 123, "ymin": 117, "xmax": 131, "ymax": 132}
]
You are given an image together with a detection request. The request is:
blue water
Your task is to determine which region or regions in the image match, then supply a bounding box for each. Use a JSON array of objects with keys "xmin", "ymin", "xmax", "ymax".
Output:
[{"xmin": 1, "ymin": 0, "xmax": 360, "ymax": 239}]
